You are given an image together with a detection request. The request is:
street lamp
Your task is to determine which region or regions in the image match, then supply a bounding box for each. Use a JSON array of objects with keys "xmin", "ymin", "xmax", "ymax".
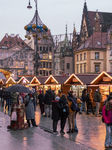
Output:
[{"xmin": 25, "ymin": 0, "xmax": 48, "ymax": 76}]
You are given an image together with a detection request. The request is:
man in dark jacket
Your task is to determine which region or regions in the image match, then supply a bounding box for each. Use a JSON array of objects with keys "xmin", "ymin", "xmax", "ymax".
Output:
[
  {"xmin": 38, "ymin": 90, "xmax": 44, "ymax": 114},
  {"xmin": 4, "ymin": 91, "xmax": 11, "ymax": 115},
  {"xmin": 44, "ymin": 89, "xmax": 55, "ymax": 117},
  {"xmin": 94, "ymin": 88, "xmax": 102, "ymax": 117}
]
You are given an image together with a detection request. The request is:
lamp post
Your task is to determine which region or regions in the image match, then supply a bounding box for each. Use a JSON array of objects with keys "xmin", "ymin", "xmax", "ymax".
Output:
[{"xmin": 27, "ymin": 0, "xmax": 39, "ymax": 76}]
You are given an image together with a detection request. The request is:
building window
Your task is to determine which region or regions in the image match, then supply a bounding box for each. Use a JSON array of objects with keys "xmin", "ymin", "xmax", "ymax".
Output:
[
  {"xmin": 25, "ymin": 53, "xmax": 28, "ymax": 58},
  {"xmin": 95, "ymin": 52, "xmax": 99, "ymax": 60},
  {"xmin": 30, "ymin": 70, "xmax": 32, "ymax": 75},
  {"xmin": 49, "ymin": 70, "xmax": 52, "ymax": 75},
  {"xmin": 43, "ymin": 54, "xmax": 46, "ymax": 59},
  {"xmin": 77, "ymin": 55, "xmax": 79, "ymax": 61},
  {"xmin": 46, "ymin": 47, "xmax": 48, "ymax": 52},
  {"xmin": 46, "ymin": 62, "xmax": 48, "ymax": 68},
  {"xmin": 43, "ymin": 62, "xmax": 45, "ymax": 68},
  {"xmin": 95, "ymin": 64, "xmax": 100, "ymax": 73},
  {"xmin": 80, "ymin": 54, "xmax": 82, "ymax": 61},
  {"xmin": 49, "ymin": 62, "xmax": 52, "ymax": 68},
  {"xmin": 1, "ymin": 53, "xmax": 3, "ymax": 58},
  {"xmin": 43, "ymin": 47, "xmax": 45, "ymax": 51},
  {"xmin": 56, "ymin": 59, "xmax": 58, "ymax": 63},
  {"xmin": 1, "ymin": 61, "xmax": 3, "ymax": 66},
  {"xmin": 6, "ymin": 52, "xmax": 8, "ymax": 57},
  {"xmin": 67, "ymin": 63, "xmax": 70, "ymax": 69},
  {"xmin": 80, "ymin": 65, "xmax": 82, "ymax": 73},
  {"xmin": 49, "ymin": 54, "xmax": 52, "ymax": 59},
  {"xmin": 9, "ymin": 41, "xmax": 12, "ymax": 45},
  {"xmin": 77, "ymin": 66, "xmax": 78, "ymax": 73},
  {"xmin": 4, "ymin": 41, "xmax": 7, "ymax": 45},
  {"xmin": 49, "ymin": 47, "xmax": 52, "ymax": 52},
  {"xmin": 30, "ymin": 62, "xmax": 33, "ymax": 66},
  {"xmin": 84, "ymin": 53, "xmax": 86, "ymax": 60},
  {"xmin": 40, "ymin": 70, "xmax": 42, "ymax": 75},
  {"xmin": 84, "ymin": 64, "xmax": 86, "ymax": 73},
  {"xmin": 40, "ymin": 46, "xmax": 42, "ymax": 52},
  {"xmin": 24, "ymin": 62, "xmax": 28, "ymax": 66},
  {"xmin": 21, "ymin": 62, "xmax": 23, "ymax": 67},
  {"xmin": 17, "ymin": 42, "xmax": 20, "ymax": 46},
  {"xmin": 110, "ymin": 63, "xmax": 112, "ymax": 72}
]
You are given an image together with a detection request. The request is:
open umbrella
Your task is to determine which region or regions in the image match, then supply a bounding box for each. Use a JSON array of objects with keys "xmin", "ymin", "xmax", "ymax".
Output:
[{"xmin": 5, "ymin": 84, "xmax": 31, "ymax": 93}]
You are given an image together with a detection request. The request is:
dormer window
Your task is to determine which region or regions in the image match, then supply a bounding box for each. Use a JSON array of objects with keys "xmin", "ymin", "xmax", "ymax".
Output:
[{"xmin": 4, "ymin": 41, "xmax": 7, "ymax": 45}]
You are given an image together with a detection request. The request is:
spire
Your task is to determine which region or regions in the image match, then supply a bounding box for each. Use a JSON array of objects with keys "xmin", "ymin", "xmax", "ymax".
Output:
[
  {"xmin": 27, "ymin": 10, "xmax": 44, "ymax": 26},
  {"xmin": 84, "ymin": 0, "xmax": 87, "ymax": 12},
  {"xmin": 66, "ymin": 24, "xmax": 67, "ymax": 36}
]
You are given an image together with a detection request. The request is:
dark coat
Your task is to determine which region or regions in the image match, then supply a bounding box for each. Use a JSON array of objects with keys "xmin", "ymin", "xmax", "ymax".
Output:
[
  {"xmin": 94, "ymin": 91, "xmax": 102, "ymax": 102},
  {"xmin": 38, "ymin": 93, "xmax": 44, "ymax": 104},
  {"xmin": 59, "ymin": 96, "xmax": 69, "ymax": 117},
  {"xmin": 44, "ymin": 89, "xmax": 55, "ymax": 105},
  {"xmin": 52, "ymin": 100, "xmax": 62, "ymax": 121},
  {"xmin": 4, "ymin": 91, "xmax": 11, "ymax": 99},
  {"xmin": 82, "ymin": 92, "xmax": 87, "ymax": 102}
]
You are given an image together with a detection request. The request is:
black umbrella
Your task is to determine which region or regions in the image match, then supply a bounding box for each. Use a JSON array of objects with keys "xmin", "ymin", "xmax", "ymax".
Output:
[{"xmin": 5, "ymin": 84, "xmax": 31, "ymax": 93}]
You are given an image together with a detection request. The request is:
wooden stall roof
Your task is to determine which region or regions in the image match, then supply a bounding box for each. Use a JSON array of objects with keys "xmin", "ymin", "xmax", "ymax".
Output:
[
  {"xmin": 6, "ymin": 77, "xmax": 16, "ymax": 84},
  {"xmin": 64, "ymin": 74, "xmax": 83, "ymax": 85},
  {"xmin": 91, "ymin": 71, "xmax": 112, "ymax": 85},
  {"xmin": 0, "ymin": 72, "xmax": 6, "ymax": 80},
  {"xmin": 17, "ymin": 76, "xmax": 30, "ymax": 84},
  {"xmin": 30, "ymin": 76, "xmax": 41, "ymax": 84},
  {"xmin": 54, "ymin": 76, "xmax": 69, "ymax": 84},
  {"xmin": 37, "ymin": 76, "xmax": 48, "ymax": 85},
  {"xmin": 76, "ymin": 74, "xmax": 98, "ymax": 85}
]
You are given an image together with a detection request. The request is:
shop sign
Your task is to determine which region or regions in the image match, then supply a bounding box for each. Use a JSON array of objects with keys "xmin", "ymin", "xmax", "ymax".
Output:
[
  {"xmin": 72, "ymin": 78, "xmax": 78, "ymax": 82},
  {"xmin": 103, "ymin": 77, "xmax": 111, "ymax": 82}
]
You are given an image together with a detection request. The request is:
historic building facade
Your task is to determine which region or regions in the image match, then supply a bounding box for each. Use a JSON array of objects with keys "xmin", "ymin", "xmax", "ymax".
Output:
[
  {"xmin": 73, "ymin": 2, "xmax": 112, "ymax": 74},
  {"xmin": 54, "ymin": 25, "xmax": 74, "ymax": 75},
  {"xmin": 0, "ymin": 34, "xmax": 34, "ymax": 79},
  {"xmin": 25, "ymin": 10, "xmax": 54, "ymax": 76}
]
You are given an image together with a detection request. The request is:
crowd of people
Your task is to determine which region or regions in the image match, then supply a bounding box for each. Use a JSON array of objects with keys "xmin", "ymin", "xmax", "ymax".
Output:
[{"xmin": 1, "ymin": 86, "xmax": 112, "ymax": 148}]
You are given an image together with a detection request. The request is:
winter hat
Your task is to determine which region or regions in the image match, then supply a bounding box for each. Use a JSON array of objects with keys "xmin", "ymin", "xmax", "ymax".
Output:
[
  {"xmin": 55, "ymin": 96, "xmax": 60, "ymax": 101},
  {"xmin": 107, "ymin": 96, "xmax": 112, "ymax": 101}
]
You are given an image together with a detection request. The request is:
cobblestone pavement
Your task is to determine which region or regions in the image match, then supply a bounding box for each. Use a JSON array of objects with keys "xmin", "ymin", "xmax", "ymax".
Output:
[{"xmin": 0, "ymin": 106, "xmax": 110, "ymax": 150}]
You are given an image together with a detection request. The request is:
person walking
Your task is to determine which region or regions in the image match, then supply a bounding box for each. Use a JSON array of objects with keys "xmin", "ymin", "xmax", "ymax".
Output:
[
  {"xmin": 11, "ymin": 92, "xmax": 18, "ymax": 105},
  {"xmin": 25, "ymin": 94, "xmax": 38, "ymax": 127},
  {"xmin": 67, "ymin": 91, "xmax": 76, "ymax": 133},
  {"xmin": 4, "ymin": 91, "xmax": 11, "ymax": 115},
  {"xmin": 38, "ymin": 90, "xmax": 44, "ymax": 115},
  {"xmin": 52, "ymin": 96, "xmax": 61, "ymax": 134},
  {"xmin": 102, "ymin": 96, "xmax": 112, "ymax": 148},
  {"xmin": 44, "ymin": 89, "xmax": 55, "ymax": 117},
  {"xmin": 86, "ymin": 89, "xmax": 94, "ymax": 115},
  {"xmin": 59, "ymin": 94, "xmax": 69, "ymax": 135},
  {"xmin": 94, "ymin": 88, "xmax": 102, "ymax": 117},
  {"xmin": 79, "ymin": 89, "xmax": 87, "ymax": 114}
]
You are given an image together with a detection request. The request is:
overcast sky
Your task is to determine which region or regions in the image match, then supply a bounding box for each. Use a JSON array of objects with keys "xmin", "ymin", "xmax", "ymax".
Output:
[{"xmin": 0, "ymin": 0, "xmax": 112, "ymax": 40}]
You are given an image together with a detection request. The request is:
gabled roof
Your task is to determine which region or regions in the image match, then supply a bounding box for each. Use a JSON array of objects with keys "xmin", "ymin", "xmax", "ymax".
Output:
[
  {"xmin": 17, "ymin": 76, "xmax": 30, "ymax": 84},
  {"xmin": 77, "ymin": 32, "xmax": 107, "ymax": 51},
  {"xmin": 30, "ymin": 77, "xmax": 41, "ymax": 85},
  {"xmin": 37, "ymin": 76, "xmax": 48, "ymax": 85},
  {"xmin": 6, "ymin": 77, "xmax": 16, "ymax": 84},
  {"xmin": 91, "ymin": 71, "xmax": 112, "ymax": 84},
  {"xmin": 76, "ymin": 74, "xmax": 98, "ymax": 85},
  {"xmin": 0, "ymin": 34, "xmax": 29, "ymax": 49}
]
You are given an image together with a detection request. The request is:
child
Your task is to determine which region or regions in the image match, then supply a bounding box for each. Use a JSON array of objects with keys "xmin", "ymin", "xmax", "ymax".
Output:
[
  {"xmin": 102, "ymin": 96, "xmax": 112, "ymax": 148},
  {"xmin": 52, "ymin": 96, "xmax": 61, "ymax": 134}
]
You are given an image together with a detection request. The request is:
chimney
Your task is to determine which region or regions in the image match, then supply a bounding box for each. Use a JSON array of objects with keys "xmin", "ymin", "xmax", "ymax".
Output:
[{"xmin": 5, "ymin": 33, "xmax": 8, "ymax": 38}]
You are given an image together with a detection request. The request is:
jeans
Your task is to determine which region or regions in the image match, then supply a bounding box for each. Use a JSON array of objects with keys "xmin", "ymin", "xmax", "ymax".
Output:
[
  {"xmin": 105, "ymin": 124, "xmax": 112, "ymax": 146},
  {"xmin": 44, "ymin": 104, "xmax": 52, "ymax": 117},
  {"xmin": 95, "ymin": 102, "xmax": 100, "ymax": 115},
  {"xmin": 80, "ymin": 101, "xmax": 87, "ymax": 113},
  {"xmin": 74, "ymin": 113, "xmax": 78, "ymax": 131}
]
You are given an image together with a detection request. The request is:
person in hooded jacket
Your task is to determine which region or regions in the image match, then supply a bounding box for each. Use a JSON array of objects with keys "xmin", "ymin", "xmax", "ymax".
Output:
[
  {"xmin": 52, "ymin": 96, "xmax": 61, "ymax": 134},
  {"xmin": 25, "ymin": 94, "xmax": 38, "ymax": 127},
  {"xmin": 79, "ymin": 89, "xmax": 87, "ymax": 114},
  {"xmin": 38, "ymin": 90, "xmax": 44, "ymax": 114},
  {"xmin": 59, "ymin": 94, "xmax": 69, "ymax": 135},
  {"xmin": 44, "ymin": 89, "xmax": 55, "ymax": 117}
]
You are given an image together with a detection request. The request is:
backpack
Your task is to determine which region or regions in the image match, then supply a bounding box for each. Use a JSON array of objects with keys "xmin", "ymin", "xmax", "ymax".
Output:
[{"xmin": 71, "ymin": 97, "xmax": 80, "ymax": 112}]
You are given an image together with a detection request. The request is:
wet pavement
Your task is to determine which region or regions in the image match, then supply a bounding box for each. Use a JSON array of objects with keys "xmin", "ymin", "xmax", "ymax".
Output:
[{"xmin": 0, "ymin": 106, "xmax": 110, "ymax": 150}]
